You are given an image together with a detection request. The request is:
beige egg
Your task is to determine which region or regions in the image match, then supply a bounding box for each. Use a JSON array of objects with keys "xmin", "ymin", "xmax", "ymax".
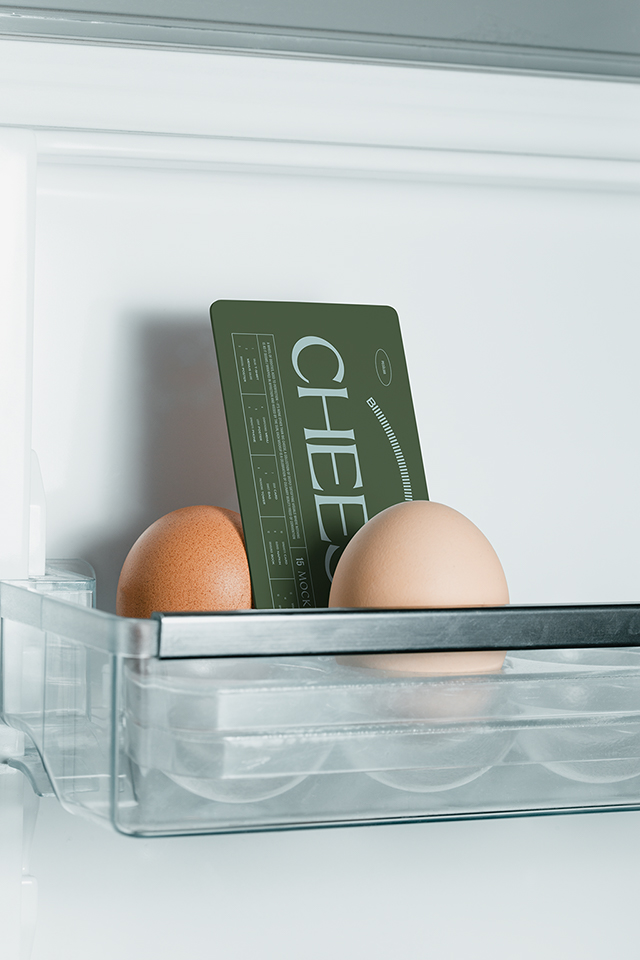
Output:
[
  {"xmin": 116, "ymin": 505, "xmax": 252, "ymax": 618},
  {"xmin": 329, "ymin": 500, "xmax": 509, "ymax": 676}
]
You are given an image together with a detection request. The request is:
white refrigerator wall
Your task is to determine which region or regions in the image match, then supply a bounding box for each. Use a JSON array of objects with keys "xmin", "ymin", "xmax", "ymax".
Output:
[
  {"xmin": 2, "ymin": 37, "xmax": 640, "ymax": 959},
  {"xmin": 33, "ymin": 159, "xmax": 640, "ymax": 612}
]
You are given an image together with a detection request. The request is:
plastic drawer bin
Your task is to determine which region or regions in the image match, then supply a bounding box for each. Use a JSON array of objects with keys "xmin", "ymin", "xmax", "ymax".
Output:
[{"xmin": 3, "ymin": 562, "xmax": 640, "ymax": 837}]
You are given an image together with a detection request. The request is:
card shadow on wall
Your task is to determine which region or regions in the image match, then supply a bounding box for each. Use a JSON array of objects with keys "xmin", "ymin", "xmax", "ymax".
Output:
[{"xmin": 88, "ymin": 314, "xmax": 238, "ymax": 612}]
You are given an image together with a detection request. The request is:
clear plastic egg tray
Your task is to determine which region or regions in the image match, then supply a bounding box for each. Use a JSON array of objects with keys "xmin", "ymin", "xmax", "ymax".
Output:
[{"xmin": 3, "ymin": 562, "xmax": 640, "ymax": 836}]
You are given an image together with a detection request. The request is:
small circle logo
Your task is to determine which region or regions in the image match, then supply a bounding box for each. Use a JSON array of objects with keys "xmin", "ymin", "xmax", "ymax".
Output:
[{"xmin": 375, "ymin": 348, "xmax": 392, "ymax": 386}]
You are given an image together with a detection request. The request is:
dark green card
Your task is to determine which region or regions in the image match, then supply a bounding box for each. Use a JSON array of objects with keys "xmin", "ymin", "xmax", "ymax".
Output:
[{"xmin": 210, "ymin": 301, "xmax": 428, "ymax": 608}]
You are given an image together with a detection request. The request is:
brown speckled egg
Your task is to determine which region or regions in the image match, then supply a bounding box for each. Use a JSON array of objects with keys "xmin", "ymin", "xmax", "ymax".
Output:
[
  {"xmin": 329, "ymin": 500, "xmax": 509, "ymax": 675},
  {"xmin": 116, "ymin": 505, "xmax": 252, "ymax": 618}
]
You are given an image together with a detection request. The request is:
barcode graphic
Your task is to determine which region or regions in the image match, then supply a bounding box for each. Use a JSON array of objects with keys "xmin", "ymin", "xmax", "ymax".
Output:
[{"xmin": 366, "ymin": 397, "xmax": 413, "ymax": 500}]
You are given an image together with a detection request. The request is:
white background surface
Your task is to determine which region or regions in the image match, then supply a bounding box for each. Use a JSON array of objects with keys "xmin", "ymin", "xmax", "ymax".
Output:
[
  {"xmin": 31, "ymin": 799, "xmax": 640, "ymax": 960},
  {"xmin": 2, "ymin": 37, "xmax": 640, "ymax": 960},
  {"xmin": 32, "ymin": 161, "xmax": 640, "ymax": 611}
]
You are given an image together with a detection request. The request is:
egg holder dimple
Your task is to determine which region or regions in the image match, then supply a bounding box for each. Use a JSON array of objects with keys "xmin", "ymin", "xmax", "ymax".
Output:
[
  {"xmin": 5, "ymin": 563, "xmax": 640, "ymax": 836},
  {"xmin": 123, "ymin": 655, "xmax": 516, "ymax": 801},
  {"xmin": 504, "ymin": 650, "xmax": 640, "ymax": 784}
]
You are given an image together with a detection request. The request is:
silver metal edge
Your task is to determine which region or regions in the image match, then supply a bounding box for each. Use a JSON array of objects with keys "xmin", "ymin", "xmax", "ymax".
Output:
[{"xmin": 154, "ymin": 603, "xmax": 640, "ymax": 658}]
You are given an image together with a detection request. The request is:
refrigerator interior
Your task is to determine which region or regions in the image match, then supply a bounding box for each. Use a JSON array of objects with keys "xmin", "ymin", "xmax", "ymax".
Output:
[{"xmin": 2, "ymin": 34, "xmax": 640, "ymax": 960}]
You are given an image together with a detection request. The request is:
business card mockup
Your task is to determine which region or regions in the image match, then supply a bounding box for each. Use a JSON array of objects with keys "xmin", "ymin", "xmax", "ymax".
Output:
[{"xmin": 210, "ymin": 300, "xmax": 428, "ymax": 608}]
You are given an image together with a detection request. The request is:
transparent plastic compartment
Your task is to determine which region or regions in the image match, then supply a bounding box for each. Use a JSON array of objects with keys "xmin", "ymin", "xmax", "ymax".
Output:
[
  {"xmin": 504, "ymin": 650, "xmax": 640, "ymax": 784},
  {"xmin": 4, "ymin": 563, "xmax": 640, "ymax": 836}
]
